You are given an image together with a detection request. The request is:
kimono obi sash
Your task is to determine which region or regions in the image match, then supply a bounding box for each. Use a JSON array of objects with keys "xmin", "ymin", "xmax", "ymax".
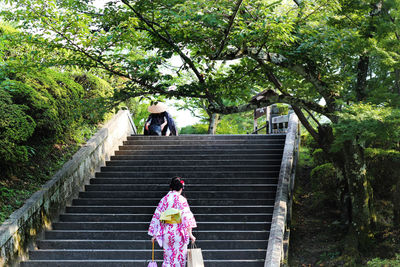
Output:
[{"xmin": 160, "ymin": 208, "xmax": 182, "ymax": 224}]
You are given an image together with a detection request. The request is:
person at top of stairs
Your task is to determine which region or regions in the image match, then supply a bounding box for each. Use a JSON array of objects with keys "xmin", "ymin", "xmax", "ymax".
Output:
[
  {"xmin": 148, "ymin": 176, "xmax": 197, "ymax": 267},
  {"xmin": 144, "ymin": 102, "xmax": 178, "ymax": 136}
]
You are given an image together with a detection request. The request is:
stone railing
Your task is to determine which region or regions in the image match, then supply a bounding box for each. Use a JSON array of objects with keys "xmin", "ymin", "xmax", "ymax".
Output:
[
  {"xmin": 0, "ymin": 110, "xmax": 135, "ymax": 266},
  {"xmin": 265, "ymin": 113, "xmax": 300, "ymax": 267}
]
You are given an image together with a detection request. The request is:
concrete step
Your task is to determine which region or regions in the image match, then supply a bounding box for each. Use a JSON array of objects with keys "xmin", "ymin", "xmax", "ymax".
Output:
[
  {"xmin": 78, "ymin": 191, "xmax": 276, "ymax": 199},
  {"xmin": 44, "ymin": 230, "xmax": 269, "ymax": 240},
  {"xmin": 65, "ymin": 205, "xmax": 274, "ymax": 214},
  {"xmin": 89, "ymin": 177, "xmax": 278, "ymax": 185},
  {"xmin": 29, "ymin": 249, "xmax": 266, "ymax": 260},
  {"xmin": 36, "ymin": 239, "xmax": 269, "ymax": 249},
  {"xmin": 114, "ymin": 149, "xmax": 284, "ymax": 156},
  {"xmin": 23, "ymin": 134, "xmax": 285, "ymax": 266},
  {"xmin": 122, "ymin": 139, "xmax": 284, "ymax": 145},
  {"xmin": 72, "ymin": 198, "xmax": 275, "ymax": 206},
  {"xmin": 52, "ymin": 221, "xmax": 271, "ymax": 231},
  {"xmin": 21, "ymin": 259, "xmax": 266, "ymax": 267},
  {"xmin": 94, "ymin": 171, "xmax": 279, "ymax": 178},
  {"xmin": 127, "ymin": 134, "xmax": 286, "ymax": 140},
  {"xmin": 84, "ymin": 184, "xmax": 278, "ymax": 192},
  {"xmin": 59, "ymin": 213, "xmax": 273, "ymax": 222},
  {"xmin": 118, "ymin": 144, "xmax": 284, "ymax": 151},
  {"xmin": 110, "ymin": 154, "xmax": 283, "ymax": 161},
  {"xmin": 99, "ymin": 165, "xmax": 281, "ymax": 172},
  {"xmin": 105, "ymin": 159, "xmax": 281, "ymax": 166}
]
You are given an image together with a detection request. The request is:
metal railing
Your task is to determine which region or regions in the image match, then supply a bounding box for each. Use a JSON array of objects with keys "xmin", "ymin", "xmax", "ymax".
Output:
[{"xmin": 264, "ymin": 113, "xmax": 300, "ymax": 267}]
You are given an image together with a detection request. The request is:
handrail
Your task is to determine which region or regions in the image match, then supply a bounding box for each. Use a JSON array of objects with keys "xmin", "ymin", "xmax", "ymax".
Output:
[
  {"xmin": 120, "ymin": 107, "xmax": 137, "ymax": 135},
  {"xmin": 127, "ymin": 112, "xmax": 137, "ymax": 135},
  {"xmin": 264, "ymin": 113, "xmax": 300, "ymax": 267},
  {"xmin": 251, "ymin": 124, "xmax": 268, "ymax": 134}
]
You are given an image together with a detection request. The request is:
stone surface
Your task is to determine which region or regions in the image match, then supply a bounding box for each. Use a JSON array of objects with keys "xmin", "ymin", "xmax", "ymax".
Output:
[{"xmin": 264, "ymin": 114, "xmax": 299, "ymax": 267}]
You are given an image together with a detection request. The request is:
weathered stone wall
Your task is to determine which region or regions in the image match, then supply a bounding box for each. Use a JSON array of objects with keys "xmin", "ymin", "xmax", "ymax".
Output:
[
  {"xmin": 265, "ymin": 114, "xmax": 300, "ymax": 267},
  {"xmin": 0, "ymin": 110, "xmax": 135, "ymax": 267}
]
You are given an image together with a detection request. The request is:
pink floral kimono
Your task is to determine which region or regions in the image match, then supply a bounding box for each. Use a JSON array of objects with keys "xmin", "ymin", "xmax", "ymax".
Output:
[{"xmin": 148, "ymin": 191, "xmax": 197, "ymax": 267}]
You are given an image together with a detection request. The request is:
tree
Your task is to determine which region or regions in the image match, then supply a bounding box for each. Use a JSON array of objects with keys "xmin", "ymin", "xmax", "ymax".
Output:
[{"xmin": 2, "ymin": 0, "xmax": 400, "ymax": 255}]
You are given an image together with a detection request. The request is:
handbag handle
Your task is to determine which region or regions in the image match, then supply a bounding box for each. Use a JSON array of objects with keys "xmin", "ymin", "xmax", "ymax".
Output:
[{"xmin": 152, "ymin": 239, "xmax": 155, "ymax": 261}]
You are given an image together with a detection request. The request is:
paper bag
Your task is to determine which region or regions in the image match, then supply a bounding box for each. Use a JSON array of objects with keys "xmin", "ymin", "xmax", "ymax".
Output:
[{"xmin": 187, "ymin": 244, "xmax": 204, "ymax": 267}]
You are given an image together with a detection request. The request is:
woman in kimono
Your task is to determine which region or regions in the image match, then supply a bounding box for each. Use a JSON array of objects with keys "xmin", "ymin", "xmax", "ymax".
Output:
[{"xmin": 148, "ymin": 177, "xmax": 196, "ymax": 267}]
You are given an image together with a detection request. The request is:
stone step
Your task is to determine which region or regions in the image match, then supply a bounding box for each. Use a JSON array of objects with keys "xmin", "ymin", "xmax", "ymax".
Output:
[
  {"xmin": 44, "ymin": 230, "xmax": 269, "ymax": 240},
  {"xmin": 37, "ymin": 239, "xmax": 269, "ymax": 250},
  {"xmin": 36, "ymin": 239, "xmax": 268, "ymax": 250},
  {"xmin": 127, "ymin": 134, "xmax": 285, "ymax": 140},
  {"xmin": 99, "ymin": 165, "xmax": 281, "ymax": 172},
  {"xmin": 118, "ymin": 144, "xmax": 284, "ymax": 151},
  {"xmin": 52, "ymin": 221, "xmax": 271, "ymax": 231},
  {"xmin": 29, "ymin": 249, "xmax": 266, "ymax": 260},
  {"xmin": 72, "ymin": 198, "xmax": 275, "ymax": 206},
  {"xmin": 114, "ymin": 149, "xmax": 283, "ymax": 156},
  {"xmin": 21, "ymin": 259, "xmax": 266, "ymax": 267},
  {"xmin": 110, "ymin": 154, "xmax": 283, "ymax": 161},
  {"xmin": 65, "ymin": 205, "xmax": 274, "ymax": 214},
  {"xmin": 59, "ymin": 213, "xmax": 273, "ymax": 222},
  {"xmin": 95, "ymin": 171, "xmax": 280, "ymax": 178},
  {"xmin": 122, "ymin": 139, "xmax": 284, "ymax": 145},
  {"xmin": 84, "ymin": 184, "xmax": 277, "ymax": 192},
  {"xmin": 78, "ymin": 191, "xmax": 276, "ymax": 199},
  {"xmin": 89, "ymin": 177, "xmax": 278, "ymax": 185},
  {"xmin": 105, "ymin": 159, "xmax": 281, "ymax": 166}
]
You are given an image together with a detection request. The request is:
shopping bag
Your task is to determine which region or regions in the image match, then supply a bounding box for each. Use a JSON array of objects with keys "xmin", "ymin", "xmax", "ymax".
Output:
[
  {"xmin": 187, "ymin": 243, "xmax": 204, "ymax": 267},
  {"xmin": 147, "ymin": 239, "xmax": 158, "ymax": 267}
]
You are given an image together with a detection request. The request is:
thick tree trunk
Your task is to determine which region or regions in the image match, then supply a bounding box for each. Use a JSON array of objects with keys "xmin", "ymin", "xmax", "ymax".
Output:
[
  {"xmin": 208, "ymin": 113, "xmax": 219, "ymax": 134},
  {"xmin": 342, "ymin": 140, "xmax": 375, "ymax": 250}
]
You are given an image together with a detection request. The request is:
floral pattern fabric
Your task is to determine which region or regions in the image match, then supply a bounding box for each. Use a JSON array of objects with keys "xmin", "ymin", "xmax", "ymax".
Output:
[{"xmin": 148, "ymin": 191, "xmax": 197, "ymax": 267}]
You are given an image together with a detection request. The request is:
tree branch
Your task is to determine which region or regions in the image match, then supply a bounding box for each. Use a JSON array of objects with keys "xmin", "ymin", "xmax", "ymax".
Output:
[
  {"xmin": 291, "ymin": 105, "xmax": 320, "ymax": 141},
  {"xmin": 213, "ymin": 0, "xmax": 244, "ymax": 59},
  {"xmin": 121, "ymin": 0, "xmax": 206, "ymax": 84}
]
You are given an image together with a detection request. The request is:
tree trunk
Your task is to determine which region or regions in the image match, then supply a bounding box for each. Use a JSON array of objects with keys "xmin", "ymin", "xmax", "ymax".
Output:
[
  {"xmin": 208, "ymin": 113, "xmax": 219, "ymax": 134},
  {"xmin": 394, "ymin": 177, "xmax": 400, "ymax": 227},
  {"xmin": 355, "ymin": 55, "xmax": 369, "ymax": 101},
  {"xmin": 341, "ymin": 140, "xmax": 375, "ymax": 251},
  {"xmin": 395, "ymin": 69, "xmax": 400, "ymax": 96}
]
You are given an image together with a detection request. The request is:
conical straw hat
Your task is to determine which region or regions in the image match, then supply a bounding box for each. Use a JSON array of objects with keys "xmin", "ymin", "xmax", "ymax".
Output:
[{"xmin": 148, "ymin": 102, "xmax": 168, "ymax": 113}]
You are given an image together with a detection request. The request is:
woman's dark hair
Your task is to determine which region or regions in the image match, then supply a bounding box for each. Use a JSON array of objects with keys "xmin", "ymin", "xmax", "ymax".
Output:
[{"xmin": 170, "ymin": 176, "xmax": 184, "ymax": 191}]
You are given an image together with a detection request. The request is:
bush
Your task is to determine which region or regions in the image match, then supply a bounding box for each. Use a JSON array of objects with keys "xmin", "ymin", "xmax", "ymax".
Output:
[
  {"xmin": 310, "ymin": 163, "xmax": 340, "ymax": 207},
  {"xmin": 0, "ymin": 68, "xmax": 114, "ymax": 176},
  {"xmin": 367, "ymin": 254, "xmax": 400, "ymax": 267},
  {"xmin": 0, "ymin": 90, "xmax": 36, "ymax": 172},
  {"xmin": 180, "ymin": 124, "xmax": 208, "ymax": 134},
  {"xmin": 72, "ymin": 73, "xmax": 113, "ymax": 124},
  {"xmin": 3, "ymin": 69, "xmax": 85, "ymax": 143}
]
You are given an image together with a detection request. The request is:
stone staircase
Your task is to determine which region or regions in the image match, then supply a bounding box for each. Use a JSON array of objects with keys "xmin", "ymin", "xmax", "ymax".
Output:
[{"xmin": 20, "ymin": 134, "xmax": 286, "ymax": 267}]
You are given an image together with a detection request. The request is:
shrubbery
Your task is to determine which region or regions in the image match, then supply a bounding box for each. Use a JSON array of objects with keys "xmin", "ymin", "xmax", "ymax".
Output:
[
  {"xmin": 0, "ymin": 89, "xmax": 36, "ymax": 169},
  {"xmin": 0, "ymin": 69, "xmax": 114, "ymax": 177}
]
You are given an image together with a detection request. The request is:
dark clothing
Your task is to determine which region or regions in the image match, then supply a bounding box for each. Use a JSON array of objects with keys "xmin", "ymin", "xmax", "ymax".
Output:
[
  {"xmin": 144, "ymin": 112, "xmax": 178, "ymax": 136},
  {"xmin": 149, "ymin": 124, "xmax": 162, "ymax": 136}
]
